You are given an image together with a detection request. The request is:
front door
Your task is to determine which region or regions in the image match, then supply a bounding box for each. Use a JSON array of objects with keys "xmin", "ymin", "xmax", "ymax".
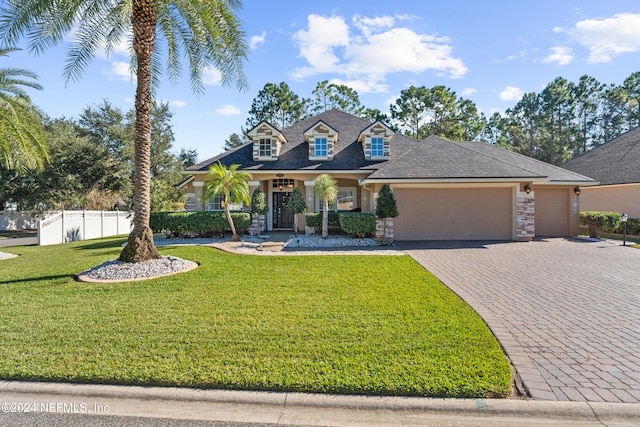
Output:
[{"xmin": 273, "ymin": 192, "xmax": 294, "ymax": 229}]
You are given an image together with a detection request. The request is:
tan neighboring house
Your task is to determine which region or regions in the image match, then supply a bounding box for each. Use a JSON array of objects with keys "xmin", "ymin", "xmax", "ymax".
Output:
[
  {"xmin": 181, "ymin": 109, "xmax": 595, "ymax": 241},
  {"xmin": 563, "ymin": 127, "xmax": 640, "ymax": 218}
]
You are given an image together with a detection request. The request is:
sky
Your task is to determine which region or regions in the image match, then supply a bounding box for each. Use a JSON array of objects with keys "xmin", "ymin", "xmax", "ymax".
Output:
[{"xmin": 4, "ymin": 0, "xmax": 640, "ymax": 162}]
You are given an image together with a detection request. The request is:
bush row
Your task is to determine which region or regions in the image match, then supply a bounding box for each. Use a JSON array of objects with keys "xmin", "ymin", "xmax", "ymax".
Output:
[
  {"xmin": 305, "ymin": 211, "xmax": 376, "ymax": 237},
  {"xmin": 150, "ymin": 211, "xmax": 251, "ymax": 237},
  {"xmin": 579, "ymin": 211, "xmax": 640, "ymax": 238}
]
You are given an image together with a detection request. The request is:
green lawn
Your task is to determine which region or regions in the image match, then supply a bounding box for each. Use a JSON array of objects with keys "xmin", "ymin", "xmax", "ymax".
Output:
[{"xmin": 0, "ymin": 237, "xmax": 512, "ymax": 398}]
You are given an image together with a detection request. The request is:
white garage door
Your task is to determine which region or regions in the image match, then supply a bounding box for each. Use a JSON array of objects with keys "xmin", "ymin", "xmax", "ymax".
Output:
[{"xmin": 394, "ymin": 187, "xmax": 514, "ymax": 240}]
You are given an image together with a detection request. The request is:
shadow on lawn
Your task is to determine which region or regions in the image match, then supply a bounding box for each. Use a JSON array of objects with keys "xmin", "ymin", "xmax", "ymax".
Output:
[
  {"xmin": 71, "ymin": 237, "xmax": 127, "ymax": 251},
  {"xmin": 0, "ymin": 274, "xmax": 75, "ymax": 286}
]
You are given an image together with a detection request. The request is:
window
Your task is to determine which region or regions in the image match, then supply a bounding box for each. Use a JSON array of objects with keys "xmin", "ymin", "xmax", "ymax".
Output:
[
  {"xmin": 315, "ymin": 137, "xmax": 327, "ymax": 157},
  {"xmin": 272, "ymin": 178, "xmax": 295, "ymax": 190},
  {"xmin": 205, "ymin": 195, "xmax": 243, "ymax": 211},
  {"xmin": 337, "ymin": 188, "xmax": 355, "ymax": 211},
  {"xmin": 371, "ymin": 137, "xmax": 384, "ymax": 157},
  {"xmin": 259, "ymin": 138, "xmax": 271, "ymax": 157},
  {"xmin": 316, "ymin": 187, "xmax": 356, "ymax": 211}
]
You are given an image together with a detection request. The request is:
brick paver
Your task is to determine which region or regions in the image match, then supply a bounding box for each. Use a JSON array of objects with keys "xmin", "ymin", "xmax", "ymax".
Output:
[{"xmin": 398, "ymin": 238, "xmax": 640, "ymax": 403}]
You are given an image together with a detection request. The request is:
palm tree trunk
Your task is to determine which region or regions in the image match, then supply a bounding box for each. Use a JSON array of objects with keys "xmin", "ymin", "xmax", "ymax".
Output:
[
  {"xmin": 119, "ymin": 0, "xmax": 161, "ymax": 262},
  {"xmin": 322, "ymin": 198, "xmax": 329, "ymax": 239},
  {"xmin": 225, "ymin": 203, "xmax": 240, "ymax": 242}
]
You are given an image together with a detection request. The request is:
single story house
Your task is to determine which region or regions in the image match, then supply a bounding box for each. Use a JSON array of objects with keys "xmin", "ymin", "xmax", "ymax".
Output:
[
  {"xmin": 563, "ymin": 127, "xmax": 640, "ymax": 218},
  {"xmin": 181, "ymin": 109, "xmax": 595, "ymax": 241}
]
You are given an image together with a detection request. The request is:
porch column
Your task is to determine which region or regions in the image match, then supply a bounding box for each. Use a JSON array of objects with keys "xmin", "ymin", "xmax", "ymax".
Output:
[
  {"xmin": 304, "ymin": 181, "xmax": 316, "ymax": 212},
  {"xmin": 304, "ymin": 180, "xmax": 316, "ymax": 235},
  {"xmin": 248, "ymin": 181, "xmax": 265, "ymax": 232},
  {"xmin": 192, "ymin": 181, "xmax": 204, "ymax": 211}
]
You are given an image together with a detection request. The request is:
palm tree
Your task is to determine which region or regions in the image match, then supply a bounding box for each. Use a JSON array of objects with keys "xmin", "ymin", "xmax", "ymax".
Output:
[
  {"xmin": 314, "ymin": 174, "xmax": 338, "ymax": 239},
  {"xmin": 0, "ymin": 47, "xmax": 48, "ymax": 174},
  {"xmin": 0, "ymin": 0, "xmax": 248, "ymax": 262},
  {"xmin": 204, "ymin": 162, "xmax": 251, "ymax": 242}
]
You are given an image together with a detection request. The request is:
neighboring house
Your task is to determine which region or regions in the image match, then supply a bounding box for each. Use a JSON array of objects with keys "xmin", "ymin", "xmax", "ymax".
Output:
[
  {"xmin": 181, "ymin": 109, "xmax": 595, "ymax": 241},
  {"xmin": 563, "ymin": 127, "xmax": 640, "ymax": 218}
]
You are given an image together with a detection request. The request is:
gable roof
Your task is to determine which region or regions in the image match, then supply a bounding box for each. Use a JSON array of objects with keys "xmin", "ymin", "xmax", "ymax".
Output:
[
  {"xmin": 186, "ymin": 109, "xmax": 595, "ymax": 184},
  {"xmin": 562, "ymin": 127, "xmax": 640, "ymax": 185}
]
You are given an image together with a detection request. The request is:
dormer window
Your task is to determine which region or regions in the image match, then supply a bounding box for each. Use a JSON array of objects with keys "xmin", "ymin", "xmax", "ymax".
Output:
[
  {"xmin": 358, "ymin": 121, "xmax": 394, "ymax": 160},
  {"xmin": 304, "ymin": 120, "xmax": 337, "ymax": 161},
  {"xmin": 248, "ymin": 122, "xmax": 286, "ymax": 161},
  {"xmin": 315, "ymin": 137, "xmax": 328, "ymax": 157},
  {"xmin": 259, "ymin": 138, "xmax": 272, "ymax": 157},
  {"xmin": 371, "ymin": 137, "xmax": 384, "ymax": 157}
]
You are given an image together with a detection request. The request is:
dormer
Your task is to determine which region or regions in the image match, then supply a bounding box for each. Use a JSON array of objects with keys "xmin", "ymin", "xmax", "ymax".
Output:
[
  {"xmin": 248, "ymin": 122, "xmax": 286, "ymax": 161},
  {"xmin": 304, "ymin": 120, "xmax": 337, "ymax": 161},
  {"xmin": 357, "ymin": 121, "xmax": 394, "ymax": 160}
]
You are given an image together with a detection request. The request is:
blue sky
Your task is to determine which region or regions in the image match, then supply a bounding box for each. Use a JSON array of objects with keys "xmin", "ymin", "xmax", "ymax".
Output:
[{"xmin": 5, "ymin": 0, "xmax": 640, "ymax": 161}]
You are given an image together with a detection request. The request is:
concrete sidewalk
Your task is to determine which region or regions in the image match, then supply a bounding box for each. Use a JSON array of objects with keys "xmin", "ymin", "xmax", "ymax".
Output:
[{"xmin": 1, "ymin": 381, "xmax": 639, "ymax": 426}]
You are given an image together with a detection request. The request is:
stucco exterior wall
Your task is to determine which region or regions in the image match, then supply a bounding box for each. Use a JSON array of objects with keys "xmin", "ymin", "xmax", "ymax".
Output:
[{"xmin": 579, "ymin": 183, "xmax": 640, "ymax": 218}]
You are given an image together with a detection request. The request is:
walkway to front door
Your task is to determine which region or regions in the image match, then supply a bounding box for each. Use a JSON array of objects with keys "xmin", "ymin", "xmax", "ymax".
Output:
[{"xmin": 272, "ymin": 192, "xmax": 294, "ymax": 229}]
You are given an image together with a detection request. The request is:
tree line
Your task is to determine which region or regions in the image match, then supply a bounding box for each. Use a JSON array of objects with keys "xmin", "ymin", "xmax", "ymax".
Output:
[
  {"xmin": 0, "ymin": 100, "xmax": 197, "ymax": 212},
  {"xmin": 226, "ymin": 73, "xmax": 640, "ymax": 166}
]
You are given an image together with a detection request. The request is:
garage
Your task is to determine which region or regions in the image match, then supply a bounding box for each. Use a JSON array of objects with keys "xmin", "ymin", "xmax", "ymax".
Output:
[
  {"xmin": 534, "ymin": 188, "xmax": 570, "ymax": 237},
  {"xmin": 393, "ymin": 187, "xmax": 514, "ymax": 240}
]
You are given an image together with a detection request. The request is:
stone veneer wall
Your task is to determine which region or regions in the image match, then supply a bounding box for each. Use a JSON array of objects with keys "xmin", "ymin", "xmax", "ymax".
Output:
[
  {"xmin": 375, "ymin": 218, "xmax": 394, "ymax": 243},
  {"xmin": 516, "ymin": 196, "xmax": 535, "ymax": 241}
]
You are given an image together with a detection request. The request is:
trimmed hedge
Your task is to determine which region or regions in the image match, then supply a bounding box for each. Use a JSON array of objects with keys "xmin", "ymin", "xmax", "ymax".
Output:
[
  {"xmin": 305, "ymin": 211, "xmax": 339, "ymax": 229},
  {"xmin": 150, "ymin": 211, "xmax": 251, "ymax": 237},
  {"xmin": 339, "ymin": 212, "xmax": 376, "ymax": 238},
  {"xmin": 580, "ymin": 211, "xmax": 621, "ymax": 238},
  {"xmin": 305, "ymin": 211, "xmax": 375, "ymax": 237}
]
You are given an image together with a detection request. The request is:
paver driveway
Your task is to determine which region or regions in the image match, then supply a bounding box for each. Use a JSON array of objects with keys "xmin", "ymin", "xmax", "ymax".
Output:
[{"xmin": 398, "ymin": 238, "xmax": 640, "ymax": 403}]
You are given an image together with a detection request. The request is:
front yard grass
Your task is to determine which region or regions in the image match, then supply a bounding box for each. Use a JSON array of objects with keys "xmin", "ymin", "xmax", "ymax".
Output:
[{"xmin": 0, "ymin": 237, "xmax": 512, "ymax": 398}]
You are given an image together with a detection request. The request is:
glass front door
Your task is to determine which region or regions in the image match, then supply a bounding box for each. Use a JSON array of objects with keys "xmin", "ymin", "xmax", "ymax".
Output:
[{"xmin": 272, "ymin": 192, "xmax": 294, "ymax": 229}]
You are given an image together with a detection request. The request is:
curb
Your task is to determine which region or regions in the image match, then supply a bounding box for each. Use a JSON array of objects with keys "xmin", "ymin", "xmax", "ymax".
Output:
[{"xmin": 2, "ymin": 380, "xmax": 640, "ymax": 424}]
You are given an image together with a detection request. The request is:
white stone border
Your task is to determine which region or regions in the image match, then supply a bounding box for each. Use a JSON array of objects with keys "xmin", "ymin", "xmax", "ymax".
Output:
[
  {"xmin": 0, "ymin": 252, "xmax": 18, "ymax": 260},
  {"xmin": 76, "ymin": 260, "xmax": 199, "ymax": 283}
]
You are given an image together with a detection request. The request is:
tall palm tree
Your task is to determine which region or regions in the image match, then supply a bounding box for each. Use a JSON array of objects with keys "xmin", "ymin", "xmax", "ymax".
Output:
[
  {"xmin": 0, "ymin": 0, "xmax": 248, "ymax": 262},
  {"xmin": 0, "ymin": 47, "xmax": 48, "ymax": 174},
  {"xmin": 314, "ymin": 174, "xmax": 338, "ymax": 239},
  {"xmin": 204, "ymin": 162, "xmax": 251, "ymax": 242}
]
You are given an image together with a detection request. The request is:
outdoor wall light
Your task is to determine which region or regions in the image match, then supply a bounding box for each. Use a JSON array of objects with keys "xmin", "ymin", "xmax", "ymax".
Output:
[
  {"xmin": 524, "ymin": 184, "xmax": 531, "ymax": 194},
  {"xmin": 278, "ymin": 184, "xmax": 283, "ymax": 190},
  {"xmin": 574, "ymin": 186, "xmax": 581, "ymax": 195}
]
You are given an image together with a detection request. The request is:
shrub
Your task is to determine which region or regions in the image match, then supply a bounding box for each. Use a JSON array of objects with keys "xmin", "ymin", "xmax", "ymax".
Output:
[
  {"xmin": 375, "ymin": 184, "xmax": 399, "ymax": 219},
  {"xmin": 149, "ymin": 211, "xmax": 251, "ymax": 237},
  {"xmin": 580, "ymin": 211, "xmax": 621, "ymax": 238},
  {"xmin": 305, "ymin": 211, "xmax": 339, "ymax": 230},
  {"xmin": 338, "ymin": 212, "xmax": 376, "ymax": 238}
]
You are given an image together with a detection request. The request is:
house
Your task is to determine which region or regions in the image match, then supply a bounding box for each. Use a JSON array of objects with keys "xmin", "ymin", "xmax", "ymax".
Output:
[
  {"xmin": 563, "ymin": 127, "xmax": 640, "ymax": 218},
  {"xmin": 181, "ymin": 109, "xmax": 595, "ymax": 241}
]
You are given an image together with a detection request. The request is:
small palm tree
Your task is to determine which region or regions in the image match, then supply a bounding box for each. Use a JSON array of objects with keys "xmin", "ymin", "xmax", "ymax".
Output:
[
  {"xmin": 0, "ymin": 47, "xmax": 48, "ymax": 173},
  {"xmin": 204, "ymin": 162, "xmax": 251, "ymax": 242},
  {"xmin": 314, "ymin": 174, "xmax": 338, "ymax": 239},
  {"xmin": 0, "ymin": 0, "xmax": 248, "ymax": 263}
]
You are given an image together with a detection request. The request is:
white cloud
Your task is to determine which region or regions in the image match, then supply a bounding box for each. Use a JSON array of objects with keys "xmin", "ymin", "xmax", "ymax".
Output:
[
  {"xmin": 103, "ymin": 61, "xmax": 134, "ymax": 82},
  {"xmin": 291, "ymin": 14, "xmax": 467, "ymax": 93},
  {"xmin": 214, "ymin": 105, "xmax": 241, "ymax": 116},
  {"xmin": 329, "ymin": 78, "xmax": 388, "ymax": 94},
  {"xmin": 203, "ymin": 67, "xmax": 222, "ymax": 86},
  {"xmin": 569, "ymin": 13, "xmax": 640, "ymax": 63},
  {"xmin": 461, "ymin": 88, "xmax": 477, "ymax": 96},
  {"xmin": 542, "ymin": 46, "xmax": 574, "ymax": 66},
  {"xmin": 250, "ymin": 31, "xmax": 267, "ymax": 50},
  {"xmin": 169, "ymin": 100, "xmax": 187, "ymax": 108},
  {"xmin": 499, "ymin": 86, "xmax": 524, "ymax": 101}
]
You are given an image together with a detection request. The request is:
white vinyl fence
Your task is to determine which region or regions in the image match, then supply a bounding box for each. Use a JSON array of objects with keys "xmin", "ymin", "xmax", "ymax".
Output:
[
  {"xmin": 38, "ymin": 210, "xmax": 133, "ymax": 246},
  {"xmin": 0, "ymin": 210, "xmax": 40, "ymax": 230}
]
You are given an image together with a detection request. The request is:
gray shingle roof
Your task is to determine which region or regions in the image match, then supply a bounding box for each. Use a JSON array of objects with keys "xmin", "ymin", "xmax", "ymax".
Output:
[
  {"xmin": 562, "ymin": 127, "xmax": 640, "ymax": 185},
  {"xmin": 186, "ymin": 109, "xmax": 595, "ymax": 184}
]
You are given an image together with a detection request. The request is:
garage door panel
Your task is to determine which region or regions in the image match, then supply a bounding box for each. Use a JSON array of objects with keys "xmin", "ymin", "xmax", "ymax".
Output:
[
  {"xmin": 535, "ymin": 188, "xmax": 569, "ymax": 237},
  {"xmin": 394, "ymin": 188, "xmax": 513, "ymax": 240}
]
